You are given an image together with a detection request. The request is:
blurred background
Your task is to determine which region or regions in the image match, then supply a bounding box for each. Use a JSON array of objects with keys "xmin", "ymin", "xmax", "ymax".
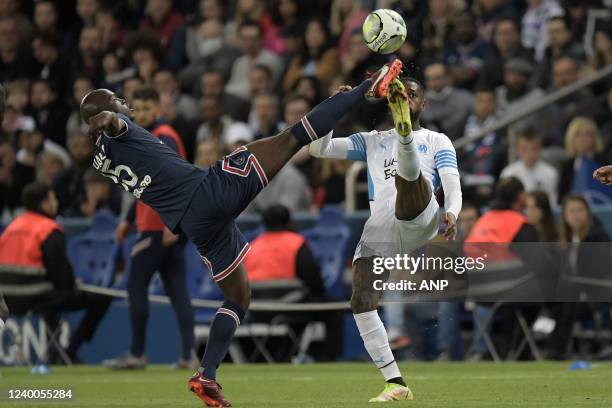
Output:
[{"xmin": 1, "ymin": 0, "xmax": 612, "ymax": 367}]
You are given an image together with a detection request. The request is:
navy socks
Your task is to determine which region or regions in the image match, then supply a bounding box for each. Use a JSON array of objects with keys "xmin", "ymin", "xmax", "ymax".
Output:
[
  {"xmin": 290, "ymin": 79, "xmax": 373, "ymax": 146},
  {"xmin": 199, "ymin": 300, "xmax": 245, "ymax": 379}
]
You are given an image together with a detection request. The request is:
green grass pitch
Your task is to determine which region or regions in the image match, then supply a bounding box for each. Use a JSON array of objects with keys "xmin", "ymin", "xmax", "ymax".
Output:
[{"xmin": 1, "ymin": 362, "xmax": 612, "ymax": 407}]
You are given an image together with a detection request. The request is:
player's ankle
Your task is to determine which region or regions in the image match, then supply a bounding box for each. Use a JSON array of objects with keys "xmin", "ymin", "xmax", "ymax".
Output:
[{"xmin": 387, "ymin": 377, "xmax": 406, "ymax": 387}]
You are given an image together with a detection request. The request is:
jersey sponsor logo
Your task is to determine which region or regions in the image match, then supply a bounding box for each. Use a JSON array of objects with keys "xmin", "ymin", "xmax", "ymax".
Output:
[
  {"xmin": 93, "ymin": 145, "xmax": 151, "ymax": 196},
  {"xmin": 383, "ymin": 158, "xmax": 397, "ymax": 180}
]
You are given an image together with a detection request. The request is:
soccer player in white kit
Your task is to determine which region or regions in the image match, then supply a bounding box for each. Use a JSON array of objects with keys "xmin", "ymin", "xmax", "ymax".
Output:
[{"xmin": 310, "ymin": 77, "xmax": 462, "ymax": 402}]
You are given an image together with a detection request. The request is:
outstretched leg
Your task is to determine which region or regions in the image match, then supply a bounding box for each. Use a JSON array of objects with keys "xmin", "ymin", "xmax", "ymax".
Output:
[{"xmin": 247, "ymin": 59, "xmax": 404, "ymax": 181}]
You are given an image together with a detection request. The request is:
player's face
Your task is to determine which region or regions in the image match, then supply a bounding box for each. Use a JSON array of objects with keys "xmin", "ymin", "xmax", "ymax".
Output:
[
  {"xmin": 132, "ymin": 99, "xmax": 159, "ymax": 129},
  {"xmin": 404, "ymin": 80, "xmax": 425, "ymax": 123}
]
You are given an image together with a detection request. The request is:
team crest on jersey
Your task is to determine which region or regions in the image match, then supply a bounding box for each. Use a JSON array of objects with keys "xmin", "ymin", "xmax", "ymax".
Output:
[{"xmin": 418, "ymin": 143, "xmax": 428, "ymax": 153}]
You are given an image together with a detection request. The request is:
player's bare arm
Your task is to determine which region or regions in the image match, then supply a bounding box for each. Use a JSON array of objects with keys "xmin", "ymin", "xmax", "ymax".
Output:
[{"xmin": 86, "ymin": 110, "xmax": 125, "ymax": 138}]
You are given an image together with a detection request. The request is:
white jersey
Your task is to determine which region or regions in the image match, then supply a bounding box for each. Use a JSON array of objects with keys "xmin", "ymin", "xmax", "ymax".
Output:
[{"xmin": 347, "ymin": 127, "xmax": 459, "ymax": 216}]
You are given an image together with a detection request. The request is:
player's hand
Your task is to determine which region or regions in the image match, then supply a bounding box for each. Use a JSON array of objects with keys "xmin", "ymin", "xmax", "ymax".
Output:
[
  {"xmin": 593, "ymin": 165, "xmax": 612, "ymax": 185},
  {"xmin": 162, "ymin": 228, "xmax": 179, "ymax": 247},
  {"xmin": 332, "ymin": 85, "xmax": 352, "ymax": 96},
  {"xmin": 441, "ymin": 212, "xmax": 457, "ymax": 241},
  {"xmin": 115, "ymin": 221, "xmax": 131, "ymax": 243}
]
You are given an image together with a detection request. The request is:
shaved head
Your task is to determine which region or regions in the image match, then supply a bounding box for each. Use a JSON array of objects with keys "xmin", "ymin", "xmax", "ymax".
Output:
[{"xmin": 80, "ymin": 88, "xmax": 131, "ymax": 124}]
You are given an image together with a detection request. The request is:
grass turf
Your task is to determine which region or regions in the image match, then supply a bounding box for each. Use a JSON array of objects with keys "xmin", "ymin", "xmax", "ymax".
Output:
[{"xmin": 1, "ymin": 362, "xmax": 611, "ymax": 407}]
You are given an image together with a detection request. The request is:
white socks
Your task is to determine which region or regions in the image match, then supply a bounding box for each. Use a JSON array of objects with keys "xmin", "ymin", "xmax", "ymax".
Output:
[
  {"xmin": 396, "ymin": 134, "xmax": 420, "ymax": 181},
  {"xmin": 354, "ymin": 310, "xmax": 402, "ymax": 381}
]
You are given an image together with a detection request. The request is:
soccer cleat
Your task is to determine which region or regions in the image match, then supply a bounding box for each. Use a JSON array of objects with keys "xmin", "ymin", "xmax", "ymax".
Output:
[
  {"xmin": 366, "ymin": 59, "xmax": 404, "ymax": 99},
  {"xmin": 188, "ymin": 372, "xmax": 232, "ymax": 407},
  {"xmin": 102, "ymin": 353, "xmax": 147, "ymax": 369},
  {"xmin": 386, "ymin": 79, "xmax": 412, "ymax": 137},
  {"xmin": 369, "ymin": 382, "xmax": 414, "ymax": 403}
]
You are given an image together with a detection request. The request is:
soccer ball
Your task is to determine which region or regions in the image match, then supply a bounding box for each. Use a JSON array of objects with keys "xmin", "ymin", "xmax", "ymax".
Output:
[{"xmin": 362, "ymin": 9, "xmax": 407, "ymax": 54}]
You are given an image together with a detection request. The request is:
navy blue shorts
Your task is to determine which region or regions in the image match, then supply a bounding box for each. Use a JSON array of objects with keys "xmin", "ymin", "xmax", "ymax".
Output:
[{"xmin": 179, "ymin": 147, "xmax": 267, "ymax": 282}]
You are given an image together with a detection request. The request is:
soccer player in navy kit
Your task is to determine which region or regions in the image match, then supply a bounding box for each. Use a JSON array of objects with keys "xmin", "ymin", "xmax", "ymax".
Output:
[{"xmin": 80, "ymin": 59, "xmax": 403, "ymax": 407}]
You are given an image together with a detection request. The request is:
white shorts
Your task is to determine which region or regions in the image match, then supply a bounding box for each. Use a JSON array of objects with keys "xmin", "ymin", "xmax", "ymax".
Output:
[{"xmin": 353, "ymin": 195, "xmax": 440, "ymax": 262}]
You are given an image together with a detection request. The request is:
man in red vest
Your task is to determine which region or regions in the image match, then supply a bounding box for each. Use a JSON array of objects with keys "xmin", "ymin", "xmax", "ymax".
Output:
[
  {"xmin": 0, "ymin": 182, "xmax": 111, "ymax": 361},
  {"xmin": 244, "ymin": 205, "xmax": 323, "ymax": 293},
  {"xmin": 104, "ymin": 87, "xmax": 196, "ymax": 369}
]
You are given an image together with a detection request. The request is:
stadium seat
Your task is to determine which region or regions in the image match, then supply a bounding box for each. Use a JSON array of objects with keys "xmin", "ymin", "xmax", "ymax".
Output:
[
  {"xmin": 90, "ymin": 210, "xmax": 119, "ymax": 234},
  {"xmin": 67, "ymin": 232, "xmax": 118, "ymax": 288},
  {"xmin": 301, "ymin": 205, "xmax": 351, "ymax": 299}
]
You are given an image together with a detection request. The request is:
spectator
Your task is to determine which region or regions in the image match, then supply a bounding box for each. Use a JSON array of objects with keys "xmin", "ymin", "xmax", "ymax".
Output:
[
  {"xmin": 79, "ymin": 168, "xmax": 121, "ymax": 217},
  {"xmin": 0, "ymin": 182, "xmax": 112, "ymax": 363},
  {"xmin": 243, "ymin": 204, "xmax": 323, "ymax": 295},
  {"xmin": 248, "ymin": 64, "xmax": 275, "ymax": 97},
  {"xmin": 0, "ymin": 138, "xmax": 35, "ymax": 213},
  {"xmin": 157, "ymin": 92, "xmax": 199, "ymax": 162},
  {"xmin": 36, "ymin": 151, "xmax": 66, "ymax": 187},
  {"xmin": 342, "ymin": 28, "xmax": 387, "ymax": 88},
  {"xmin": 330, "ymin": 0, "xmax": 369, "ymax": 57},
  {"xmin": 101, "ymin": 53, "xmax": 136, "ymax": 93},
  {"xmin": 474, "ymin": 0, "xmax": 520, "ymax": 42},
  {"xmin": 126, "ymin": 32, "xmax": 163, "ymax": 85},
  {"xmin": 444, "ymin": 12, "xmax": 490, "ymax": 89},
  {"xmin": 558, "ymin": 117, "xmax": 606, "ymax": 203},
  {"xmin": 195, "ymin": 96, "xmax": 235, "ymax": 152},
  {"xmin": 153, "ymin": 69, "xmax": 198, "ymax": 121},
  {"xmin": 535, "ymin": 15, "xmax": 586, "ymax": 90},
  {"xmin": 548, "ymin": 194, "xmax": 610, "ymax": 359},
  {"xmin": 200, "ymin": 70, "xmax": 250, "ymax": 122},
  {"xmin": 2, "ymin": 79, "xmax": 33, "ymax": 136},
  {"xmin": 226, "ymin": 0, "xmax": 273, "ymax": 47},
  {"xmin": 194, "ymin": 139, "xmax": 221, "ymax": 168},
  {"xmin": 464, "ymin": 176, "xmax": 539, "ymax": 360},
  {"xmin": 495, "ymin": 57, "xmax": 543, "ymax": 114},
  {"xmin": 0, "ymin": 16, "xmax": 34, "ymax": 82},
  {"xmin": 182, "ymin": 18, "xmax": 240, "ymax": 88},
  {"xmin": 95, "ymin": 5, "xmax": 128, "ymax": 51},
  {"xmin": 31, "ymin": 30, "xmax": 70, "ymax": 98},
  {"xmin": 121, "ymin": 77, "xmax": 145, "ymax": 106},
  {"xmin": 267, "ymin": 0, "xmax": 304, "ymax": 54},
  {"xmin": 477, "ymin": 17, "xmax": 532, "ymax": 90},
  {"xmin": 521, "ymin": 0, "xmax": 564, "ymax": 61},
  {"xmin": 33, "ymin": 0, "xmax": 59, "ymax": 33},
  {"xmin": 29, "ymin": 79, "xmax": 70, "ymax": 147},
  {"xmin": 66, "ymin": 77, "xmax": 94, "ymax": 138},
  {"xmin": 76, "ymin": 0, "xmax": 100, "ymax": 26},
  {"xmin": 226, "ymin": 21, "xmax": 283, "ymax": 100},
  {"xmin": 283, "ymin": 18, "xmax": 340, "ymax": 93},
  {"xmin": 585, "ymin": 21, "xmax": 612, "ymax": 75},
  {"xmin": 250, "ymin": 92, "xmax": 282, "ymax": 140},
  {"xmin": 501, "ymin": 129, "xmax": 559, "ymax": 205},
  {"xmin": 71, "ymin": 26, "xmax": 105, "ymax": 86},
  {"xmin": 53, "ymin": 131, "xmax": 93, "ymax": 215},
  {"xmin": 421, "ymin": 62, "xmax": 473, "ymax": 141},
  {"xmin": 546, "ymin": 57, "xmax": 601, "ymax": 146},
  {"xmin": 16, "ymin": 122, "xmax": 70, "ymax": 169},
  {"xmin": 461, "ymin": 88, "xmax": 504, "ymax": 202},
  {"xmin": 140, "ymin": 0, "xmax": 184, "ymax": 49},
  {"xmin": 292, "ymin": 75, "xmax": 324, "ymax": 106},
  {"xmin": 525, "ymin": 191, "xmax": 557, "ymax": 241},
  {"xmin": 420, "ymin": 0, "xmax": 464, "ymax": 65}
]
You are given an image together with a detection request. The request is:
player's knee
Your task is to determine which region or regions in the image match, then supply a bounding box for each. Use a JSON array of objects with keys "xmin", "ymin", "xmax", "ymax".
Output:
[{"xmin": 350, "ymin": 291, "xmax": 378, "ymax": 314}]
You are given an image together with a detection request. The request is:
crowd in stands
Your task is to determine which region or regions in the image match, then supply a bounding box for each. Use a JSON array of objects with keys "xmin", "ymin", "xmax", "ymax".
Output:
[
  {"xmin": 1, "ymin": 0, "xmax": 612, "ymax": 362},
  {"xmin": 0, "ymin": 0, "xmax": 610, "ymax": 219}
]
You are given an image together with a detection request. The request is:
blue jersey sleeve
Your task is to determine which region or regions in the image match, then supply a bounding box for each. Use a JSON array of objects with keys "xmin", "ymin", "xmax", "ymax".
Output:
[{"xmin": 347, "ymin": 133, "xmax": 367, "ymax": 162}]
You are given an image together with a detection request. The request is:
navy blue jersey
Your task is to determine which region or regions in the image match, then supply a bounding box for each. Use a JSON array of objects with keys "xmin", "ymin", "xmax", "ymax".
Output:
[{"xmin": 92, "ymin": 113, "xmax": 207, "ymax": 232}]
